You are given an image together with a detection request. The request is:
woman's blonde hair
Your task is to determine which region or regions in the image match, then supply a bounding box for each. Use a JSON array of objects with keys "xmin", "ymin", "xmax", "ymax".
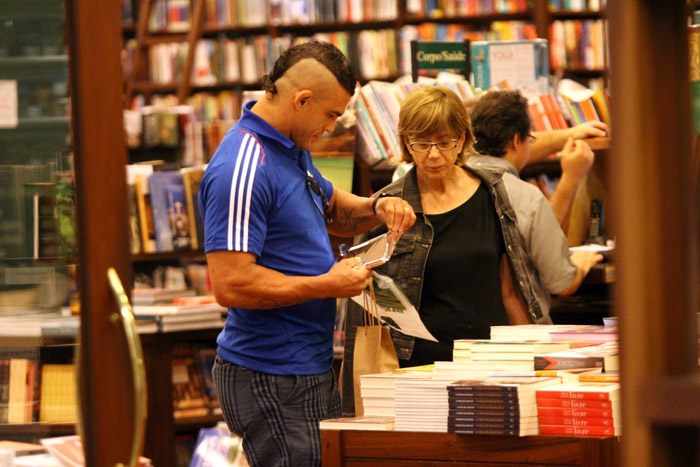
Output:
[{"xmin": 397, "ymin": 86, "xmax": 474, "ymax": 165}]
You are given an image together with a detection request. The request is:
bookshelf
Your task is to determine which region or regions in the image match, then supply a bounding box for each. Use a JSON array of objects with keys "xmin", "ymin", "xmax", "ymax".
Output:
[{"xmin": 121, "ymin": 0, "xmax": 608, "ymax": 105}]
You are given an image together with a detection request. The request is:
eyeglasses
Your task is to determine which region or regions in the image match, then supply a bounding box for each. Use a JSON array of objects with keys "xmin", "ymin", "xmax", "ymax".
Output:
[
  {"xmin": 306, "ymin": 173, "xmax": 333, "ymax": 224},
  {"xmin": 408, "ymin": 139, "xmax": 459, "ymax": 153}
]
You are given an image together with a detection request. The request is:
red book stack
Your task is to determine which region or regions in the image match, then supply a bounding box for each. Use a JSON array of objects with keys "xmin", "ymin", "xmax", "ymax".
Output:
[{"xmin": 535, "ymin": 382, "xmax": 621, "ymax": 437}]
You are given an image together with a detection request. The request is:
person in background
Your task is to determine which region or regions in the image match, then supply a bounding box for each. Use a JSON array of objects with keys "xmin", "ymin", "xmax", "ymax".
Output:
[
  {"xmin": 469, "ymin": 90, "xmax": 608, "ymax": 232},
  {"xmin": 341, "ymin": 86, "xmax": 601, "ymax": 416},
  {"xmin": 199, "ymin": 41, "xmax": 415, "ymax": 467}
]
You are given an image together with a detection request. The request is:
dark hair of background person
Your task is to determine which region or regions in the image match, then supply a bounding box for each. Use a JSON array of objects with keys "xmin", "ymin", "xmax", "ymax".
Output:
[
  {"xmin": 471, "ymin": 90, "xmax": 531, "ymax": 157},
  {"xmin": 259, "ymin": 41, "xmax": 356, "ymax": 96}
]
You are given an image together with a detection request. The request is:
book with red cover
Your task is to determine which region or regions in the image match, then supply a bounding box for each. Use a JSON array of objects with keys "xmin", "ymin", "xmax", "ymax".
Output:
[
  {"xmin": 536, "ymin": 383, "xmax": 620, "ymax": 401},
  {"xmin": 539, "ymin": 424, "xmax": 619, "ymax": 437},
  {"xmin": 538, "ymin": 415, "xmax": 617, "ymax": 427},
  {"xmin": 537, "ymin": 406, "xmax": 618, "ymax": 418},
  {"xmin": 535, "ymin": 397, "xmax": 613, "ymax": 409}
]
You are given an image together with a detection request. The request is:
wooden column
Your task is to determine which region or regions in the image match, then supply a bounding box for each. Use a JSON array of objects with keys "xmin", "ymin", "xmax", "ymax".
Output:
[{"xmin": 607, "ymin": 1, "xmax": 700, "ymax": 466}]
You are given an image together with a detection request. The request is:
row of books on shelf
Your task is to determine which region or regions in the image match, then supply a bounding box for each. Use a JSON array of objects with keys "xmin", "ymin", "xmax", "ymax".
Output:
[
  {"xmin": 323, "ymin": 324, "xmax": 620, "ymax": 436},
  {"xmin": 123, "ymin": 21, "xmax": 540, "ymax": 88},
  {"xmin": 357, "ymin": 72, "xmax": 610, "ymax": 168},
  {"xmin": 123, "ymin": 100, "xmax": 235, "ymax": 166},
  {"xmin": 0, "ymin": 347, "xmax": 77, "ymax": 425},
  {"xmin": 127, "ymin": 162, "xmax": 206, "ymax": 254},
  {"xmin": 547, "ymin": 0, "xmax": 605, "ymax": 11},
  {"xmin": 406, "ymin": 0, "xmax": 528, "ymax": 17},
  {"xmin": 121, "ymin": 0, "xmax": 606, "ymax": 32},
  {"xmin": 549, "ymin": 19, "xmax": 607, "ymax": 71},
  {"xmin": 122, "ymin": 0, "xmax": 399, "ymax": 30},
  {"xmin": 171, "ymin": 342, "xmax": 221, "ymax": 420}
]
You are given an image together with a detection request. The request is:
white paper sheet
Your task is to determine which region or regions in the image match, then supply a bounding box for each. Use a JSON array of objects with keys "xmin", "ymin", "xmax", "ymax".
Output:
[{"xmin": 351, "ymin": 271, "xmax": 437, "ymax": 342}]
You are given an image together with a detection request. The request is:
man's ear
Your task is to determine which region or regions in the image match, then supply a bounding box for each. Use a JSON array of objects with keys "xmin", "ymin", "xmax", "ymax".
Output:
[
  {"xmin": 509, "ymin": 133, "xmax": 523, "ymax": 151},
  {"xmin": 293, "ymin": 90, "xmax": 314, "ymax": 110}
]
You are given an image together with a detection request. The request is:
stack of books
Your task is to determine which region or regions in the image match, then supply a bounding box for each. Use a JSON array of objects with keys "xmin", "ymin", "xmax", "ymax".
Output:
[
  {"xmin": 451, "ymin": 339, "xmax": 488, "ymax": 362},
  {"xmin": 360, "ymin": 370, "xmax": 431, "ymax": 417},
  {"xmin": 132, "ymin": 296, "xmax": 226, "ymax": 332},
  {"xmin": 433, "ymin": 359, "xmax": 535, "ymax": 381},
  {"xmin": 394, "ymin": 376, "xmax": 453, "ymax": 432},
  {"xmin": 489, "ymin": 324, "xmax": 583, "ymax": 342},
  {"xmin": 469, "ymin": 341, "xmax": 573, "ymax": 365},
  {"xmin": 447, "ymin": 377, "xmax": 562, "ymax": 436},
  {"xmin": 536, "ymin": 382, "xmax": 621, "ymax": 436},
  {"xmin": 534, "ymin": 342, "xmax": 619, "ymax": 372}
]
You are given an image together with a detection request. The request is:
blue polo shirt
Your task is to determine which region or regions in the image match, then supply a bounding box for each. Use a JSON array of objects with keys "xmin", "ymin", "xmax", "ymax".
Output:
[{"xmin": 199, "ymin": 101, "xmax": 337, "ymax": 375}]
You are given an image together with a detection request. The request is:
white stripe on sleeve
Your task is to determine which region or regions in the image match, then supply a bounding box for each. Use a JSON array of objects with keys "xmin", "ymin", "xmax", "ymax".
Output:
[
  {"xmin": 242, "ymin": 143, "xmax": 262, "ymax": 252},
  {"xmin": 227, "ymin": 134, "xmax": 252, "ymax": 250}
]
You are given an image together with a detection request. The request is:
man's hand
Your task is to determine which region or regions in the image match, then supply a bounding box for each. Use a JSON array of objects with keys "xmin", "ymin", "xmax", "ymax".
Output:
[
  {"xmin": 374, "ymin": 197, "xmax": 416, "ymax": 233},
  {"xmin": 569, "ymin": 121, "xmax": 609, "ymax": 140},
  {"xmin": 324, "ymin": 257, "xmax": 372, "ymax": 298},
  {"xmin": 570, "ymin": 250, "xmax": 604, "ymax": 276},
  {"xmin": 560, "ymin": 138, "xmax": 594, "ymax": 183}
]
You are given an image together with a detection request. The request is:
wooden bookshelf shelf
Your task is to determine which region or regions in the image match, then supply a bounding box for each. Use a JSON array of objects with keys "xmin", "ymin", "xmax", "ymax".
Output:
[
  {"xmin": 557, "ymin": 67, "xmax": 608, "ymax": 76},
  {"xmin": 0, "ymin": 422, "xmax": 76, "ymax": 438},
  {"xmin": 140, "ymin": 33, "xmax": 189, "ymax": 45},
  {"xmin": 132, "ymin": 81, "xmax": 179, "ymax": 93},
  {"xmin": 132, "ymin": 249, "xmax": 205, "ymax": 263},
  {"xmin": 174, "ymin": 414, "xmax": 223, "ymax": 433},
  {"xmin": 549, "ymin": 9, "xmax": 606, "ymax": 19}
]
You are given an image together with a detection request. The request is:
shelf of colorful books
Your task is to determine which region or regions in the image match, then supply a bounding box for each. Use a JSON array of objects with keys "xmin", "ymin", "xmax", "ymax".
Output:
[{"xmin": 404, "ymin": 12, "xmax": 533, "ymax": 24}]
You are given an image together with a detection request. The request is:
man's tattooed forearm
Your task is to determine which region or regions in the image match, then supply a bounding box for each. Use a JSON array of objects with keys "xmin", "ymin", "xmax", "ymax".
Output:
[
  {"xmin": 340, "ymin": 208, "xmax": 372, "ymax": 232},
  {"xmin": 258, "ymin": 298, "xmax": 294, "ymax": 309}
]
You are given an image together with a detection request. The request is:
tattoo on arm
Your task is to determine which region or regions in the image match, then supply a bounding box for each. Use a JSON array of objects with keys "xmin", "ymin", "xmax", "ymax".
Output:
[
  {"xmin": 339, "ymin": 208, "xmax": 373, "ymax": 233},
  {"xmin": 257, "ymin": 298, "xmax": 294, "ymax": 309}
]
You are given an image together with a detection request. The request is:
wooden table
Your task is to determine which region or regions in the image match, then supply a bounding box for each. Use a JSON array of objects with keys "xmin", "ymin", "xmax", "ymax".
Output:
[{"xmin": 322, "ymin": 430, "xmax": 620, "ymax": 466}]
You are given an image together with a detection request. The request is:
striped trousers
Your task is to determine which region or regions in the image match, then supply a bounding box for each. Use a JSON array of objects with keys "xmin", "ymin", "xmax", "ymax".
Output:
[{"xmin": 213, "ymin": 355, "xmax": 340, "ymax": 467}]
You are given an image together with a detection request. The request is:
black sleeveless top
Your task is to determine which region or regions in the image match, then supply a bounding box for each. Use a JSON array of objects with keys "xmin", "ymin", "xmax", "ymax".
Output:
[{"xmin": 402, "ymin": 182, "xmax": 508, "ymax": 367}]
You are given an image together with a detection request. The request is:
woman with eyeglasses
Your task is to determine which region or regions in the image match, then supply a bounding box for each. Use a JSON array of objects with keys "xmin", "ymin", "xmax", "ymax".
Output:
[{"xmin": 340, "ymin": 86, "xmax": 602, "ymax": 416}]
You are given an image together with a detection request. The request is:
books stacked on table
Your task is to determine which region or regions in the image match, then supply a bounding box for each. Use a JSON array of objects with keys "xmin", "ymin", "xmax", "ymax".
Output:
[
  {"xmin": 469, "ymin": 340, "xmax": 572, "ymax": 365},
  {"xmin": 319, "ymin": 416, "xmax": 395, "ymax": 431},
  {"xmin": 548, "ymin": 325, "xmax": 618, "ymax": 343},
  {"xmin": 447, "ymin": 377, "xmax": 562, "ymax": 436},
  {"xmin": 394, "ymin": 376, "xmax": 454, "ymax": 432},
  {"xmin": 451, "ymin": 339, "xmax": 488, "ymax": 362},
  {"xmin": 360, "ymin": 370, "xmax": 431, "ymax": 417},
  {"xmin": 489, "ymin": 324, "xmax": 585, "ymax": 342},
  {"xmin": 433, "ymin": 359, "xmax": 535, "ymax": 381},
  {"xmin": 534, "ymin": 342, "xmax": 619, "ymax": 372},
  {"xmin": 536, "ymin": 382, "xmax": 621, "ymax": 436}
]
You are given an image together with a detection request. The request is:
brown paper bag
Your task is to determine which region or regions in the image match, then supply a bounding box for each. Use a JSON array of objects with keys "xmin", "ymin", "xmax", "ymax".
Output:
[{"xmin": 352, "ymin": 281, "xmax": 399, "ymax": 417}]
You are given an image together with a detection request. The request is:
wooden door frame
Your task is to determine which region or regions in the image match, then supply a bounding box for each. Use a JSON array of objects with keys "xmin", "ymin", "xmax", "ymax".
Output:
[
  {"xmin": 608, "ymin": 1, "xmax": 700, "ymax": 466},
  {"xmin": 65, "ymin": 0, "xmax": 135, "ymax": 464}
]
